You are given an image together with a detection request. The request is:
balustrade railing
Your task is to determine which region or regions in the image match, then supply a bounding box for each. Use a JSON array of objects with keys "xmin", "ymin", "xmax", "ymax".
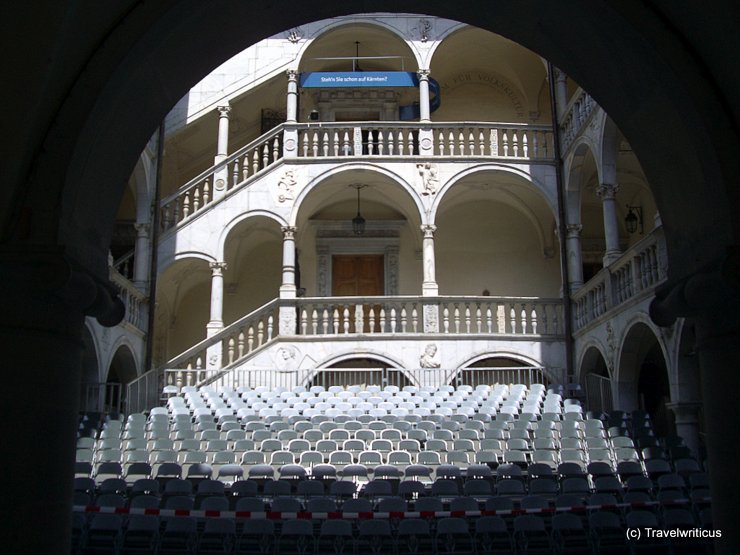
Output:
[
  {"xmin": 159, "ymin": 126, "xmax": 284, "ymax": 231},
  {"xmin": 166, "ymin": 299, "xmax": 280, "ymax": 371},
  {"xmin": 110, "ymin": 268, "xmax": 147, "ymax": 331},
  {"xmin": 573, "ymin": 228, "xmax": 667, "ymax": 331},
  {"xmin": 559, "ymin": 88, "xmax": 597, "ymax": 153},
  {"xmin": 158, "ymin": 121, "xmax": 554, "ymax": 236},
  {"xmin": 292, "ymin": 122, "xmax": 553, "ymax": 160},
  {"xmin": 295, "ymin": 296, "xmax": 563, "ymax": 337},
  {"xmin": 435, "ymin": 297, "xmax": 563, "ymax": 335},
  {"xmin": 112, "ymin": 250, "xmax": 134, "ymax": 280}
]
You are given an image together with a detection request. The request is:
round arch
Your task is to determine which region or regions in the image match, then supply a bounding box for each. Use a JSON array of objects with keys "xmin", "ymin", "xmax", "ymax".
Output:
[
  {"xmin": 295, "ymin": 18, "xmax": 423, "ymax": 71},
  {"xmin": 456, "ymin": 351, "xmax": 554, "ymax": 387},
  {"xmin": 290, "ymin": 162, "xmax": 426, "ymax": 227},
  {"xmin": 158, "ymin": 249, "xmax": 217, "ymax": 275},
  {"xmin": 217, "ymin": 209, "xmax": 287, "ymax": 261},
  {"xmin": 616, "ymin": 318, "xmax": 672, "ymax": 433},
  {"xmin": 578, "ymin": 343, "xmax": 613, "ymax": 413},
  {"xmin": 105, "ymin": 343, "xmax": 139, "ymax": 414},
  {"xmin": 431, "ymin": 163, "xmax": 556, "ymax": 222},
  {"xmin": 306, "ymin": 349, "xmax": 417, "ymax": 388}
]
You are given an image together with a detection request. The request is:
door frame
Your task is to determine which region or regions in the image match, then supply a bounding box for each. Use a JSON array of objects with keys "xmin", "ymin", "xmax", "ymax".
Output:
[{"xmin": 314, "ymin": 220, "xmax": 404, "ymax": 297}]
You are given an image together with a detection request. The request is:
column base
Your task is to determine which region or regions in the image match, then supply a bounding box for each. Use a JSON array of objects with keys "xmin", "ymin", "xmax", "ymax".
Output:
[
  {"xmin": 206, "ymin": 321, "xmax": 224, "ymax": 337},
  {"xmin": 602, "ymin": 251, "xmax": 622, "ymax": 266},
  {"xmin": 279, "ymin": 285, "xmax": 297, "ymax": 299},
  {"xmin": 422, "ymin": 283, "xmax": 439, "ymax": 296}
]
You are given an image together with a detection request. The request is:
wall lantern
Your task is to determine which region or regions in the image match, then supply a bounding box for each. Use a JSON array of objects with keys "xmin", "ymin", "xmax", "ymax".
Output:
[
  {"xmin": 351, "ymin": 184, "xmax": 367, "ymax": 235},
  {"xmin": 625, "ymin": 204, "xmax": 644, "ymax": 234}
]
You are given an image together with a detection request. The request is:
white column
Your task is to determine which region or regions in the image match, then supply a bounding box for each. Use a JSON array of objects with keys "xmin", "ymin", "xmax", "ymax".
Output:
[
  {"xmin": 283, "ymin": 70, "xmax": 299, "ymax": 157},
  {"xmin": 280, "ymin": 226, "xmax": 297, "ymax": 299},
  {"xmin": 565, "ymin": 224, "xmax": 584, "ymax": 292},
  {"xmin": 207, "ymin": 262, "xmax": 227, "ymax": 335},
  {"xmin": 286, "ymin": 70, "xmax": 298, "ymax": 123},
  {"xmin": 553, "ymin": 67, "xmax": 569, "ymax": 117},
  {"xmin": 213, "ymin": 105, "xmax": 231, "ymax": 198},
  {"xmin": 421, "ymin": 224, "xmax": 438, "ymax": 296},
  {"xmin": 596, "ymin": 182, "xmax": 622, "ymax": 265},
  {"xmin": 132, "ymin": 223, "xmax": 150, "ymax": 288},
  {"xmin": 215, "ymin": 105, "xmax": 231, "ymax": 161},
  {"xmin": 418, "ymin": 69, "xmax": 431, "ymax": 123}
]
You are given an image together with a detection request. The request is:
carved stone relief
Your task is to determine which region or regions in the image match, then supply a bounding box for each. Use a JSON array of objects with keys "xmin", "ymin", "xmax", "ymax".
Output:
[
  {"xmin": 417, "ymin": 162, "xmax": 439, "ymax": 195},
  {"xmin": 276, "ymin": 169, "xmax": 297, "ymax": 203}
]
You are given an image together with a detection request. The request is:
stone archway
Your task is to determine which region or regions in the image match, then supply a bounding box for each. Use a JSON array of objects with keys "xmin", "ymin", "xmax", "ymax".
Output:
[
  {"xmin": 618, "ymin": 322, "xmax": 672, "ymax": 436},
  {"xmin": 3, "ymin": 4, "xmax": 739, "ymax": 553},
  {"xmin": 313, "ymin": 356, "xmax": 412, "ymax": 389},
  {"xmin": 580, "ymin": 345, "xmax": 612, "ymax": 413},
  {"xmin": 106, "ymin": 345, "xmax": 138, "ymax": 415}
]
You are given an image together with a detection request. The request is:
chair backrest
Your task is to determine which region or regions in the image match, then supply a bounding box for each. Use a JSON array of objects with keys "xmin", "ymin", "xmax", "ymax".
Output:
[{"xmin": 436, "ymin": 517, "xmax": 469, "ymax": 535}]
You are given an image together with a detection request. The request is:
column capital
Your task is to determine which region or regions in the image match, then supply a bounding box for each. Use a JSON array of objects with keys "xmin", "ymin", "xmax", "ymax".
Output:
[
  {"xmin": 286, "ymin": 69, "xmax": 298, "ymax": 80},
  {"xmin": 281, "ymin": 226, "xmax": 297, "ymax": 239},
  {"xmin": 665, "ymin": 401, "xmax": 702, "ymax": 422},
  {"xmin": 209, "ymin": 261, "xmax": 227, "ymax": 275},
  {"xmin": 421, "ymin": 224, "xmax": 437, "ymax": 238},
  {"xmin": 417, "ymin": 69, "xmax": 431, "ymax": 80},
  {"xmin": 596, "ymin": 182, "xmax": 619, "ymax": 200},
  {"xmin": 216, "ymin": 104, "xmax": 231, "ymax": 118},
  {"xmin": 566, "ymin": 223, "xmax": 583, "ymax": 237},
  {"xmin": 553, "ymin": 67, "xmax": 568, "ymax": 83},
  {"xmin": 134, "ymin": 222, "xmax": 150, "ymax": 236}
]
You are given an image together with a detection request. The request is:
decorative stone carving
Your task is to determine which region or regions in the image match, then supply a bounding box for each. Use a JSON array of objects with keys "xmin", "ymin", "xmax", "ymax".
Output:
[
  {"xmin": 566, "ymin": 224, "xmax": 583, "ymax": 238},
  {"xmin": 414, "ymin": 18, "xmax": 432, "ymax": 42},
  {"xmin": 317, "ymin": 247, "xmax": 329, "ymax": 297},
  {"xmin": 209, "ymin": 261, "xmax": 227, "ymax": 275},
  {"xmin": 208, "ymin": 352, "xmax": 220, "ymax": 369},
  {"xmin": 419, "ymin": 343, "xmax": 440, "ymax": 368},
  {"xmin": 605, "ymin": 321, "xmax": 615, "ymax": 371},
  {"xmin": 275, "ymin": 345, "xmax": 299, "ymax": 370},
  {"xmin": 276, "ymin": 170, "xmax": 297, "ymax": 203},
  {"xmin": 386, "ymin": 247, "xmax": 399, "ymax": 296},
  {"xmin": 423, "ymin": 304, "xmax": 439, "ymax": 333},
  {"xmin": 417, "ymin": 162, "xmax": 439, "ymax": 195},
  {"xmin": 281, "ymin": 226, "xmax": 297, "ymax": 240},
  {"xmin": 286, "ymin": 28, "xmax": 303, "ymax": 43},
  {"xmin": 596, "ymin": 182, "xmax": 619, "ymax": 200}
]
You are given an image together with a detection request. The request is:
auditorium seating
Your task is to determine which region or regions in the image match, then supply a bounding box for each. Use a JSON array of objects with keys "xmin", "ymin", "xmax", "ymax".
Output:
[{"xmin": 71, "ymin": 382, "xmax": 714, "ymax": 554}]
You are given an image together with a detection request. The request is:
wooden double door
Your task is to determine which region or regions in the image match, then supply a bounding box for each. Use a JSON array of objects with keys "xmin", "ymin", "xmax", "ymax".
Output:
[{"xmin": 332, "ymin": 255, "xmax": 384, "ymax": 333}]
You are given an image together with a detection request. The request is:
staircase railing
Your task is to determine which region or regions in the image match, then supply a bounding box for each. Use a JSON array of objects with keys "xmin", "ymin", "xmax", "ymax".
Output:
[
  {"xmin": 159, "ymin": 126, "xmax": 284, "ymax": 231},
  {"xmin": 559, "ymin": 87, "xmax": 597, "ymax": 153},
  {"xmin": 167, "ymin": 299, "xmax": 280, "ymax": 370},
  {"xmin": 572, "ymin": 227, "xmax": 667, "ymax": 331},
  {"xmin": 159, "ymin": 121, "xmax": 555, "ymax": 234}
]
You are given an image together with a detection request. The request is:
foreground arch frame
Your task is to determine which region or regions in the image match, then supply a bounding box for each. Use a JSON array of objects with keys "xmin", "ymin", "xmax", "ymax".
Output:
[{"xmin": 2, "ymin": 3, "xmax": 739, "ymax": 553}]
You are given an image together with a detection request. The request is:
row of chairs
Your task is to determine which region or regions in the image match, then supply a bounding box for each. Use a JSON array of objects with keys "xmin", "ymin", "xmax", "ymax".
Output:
[{"xmin": 72, "ymin": 508, "xmax": 714, "ymax": 554}]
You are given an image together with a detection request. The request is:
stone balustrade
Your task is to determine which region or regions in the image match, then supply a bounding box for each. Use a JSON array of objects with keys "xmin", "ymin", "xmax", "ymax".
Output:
[
  {"xmin": 165, "ymin": 299, "xmax": 280, "ymax": 372},
  {"xmin": 295, "ymin": 296, "xmax": 563, "ymax": 337},
  {"xmin": 572, "ymin": 227, "xmax": 667, "ymax": 331},
  {"xmin": 559, "ymin": 88, "xmax": 596, "ymax": 153},
  {"xmin": 159, "ymin": 121, "xmax": 554, "ymax": 234},
  {"xmin": 290, "ymin": 122, "xmax": 553, "ymax": 160},
  {"xmin": 110, "ymin": 268, "xmax": 147, "ymax": 331},
  {"xmin": 159, "ymin": 126, "xmax": 284, "ymax": 231}
]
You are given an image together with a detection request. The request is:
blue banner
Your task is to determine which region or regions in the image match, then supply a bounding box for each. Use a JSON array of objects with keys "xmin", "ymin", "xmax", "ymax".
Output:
[{"xmin": 299, "ymin": 71, "xmax": 419, "ymax": 88}]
